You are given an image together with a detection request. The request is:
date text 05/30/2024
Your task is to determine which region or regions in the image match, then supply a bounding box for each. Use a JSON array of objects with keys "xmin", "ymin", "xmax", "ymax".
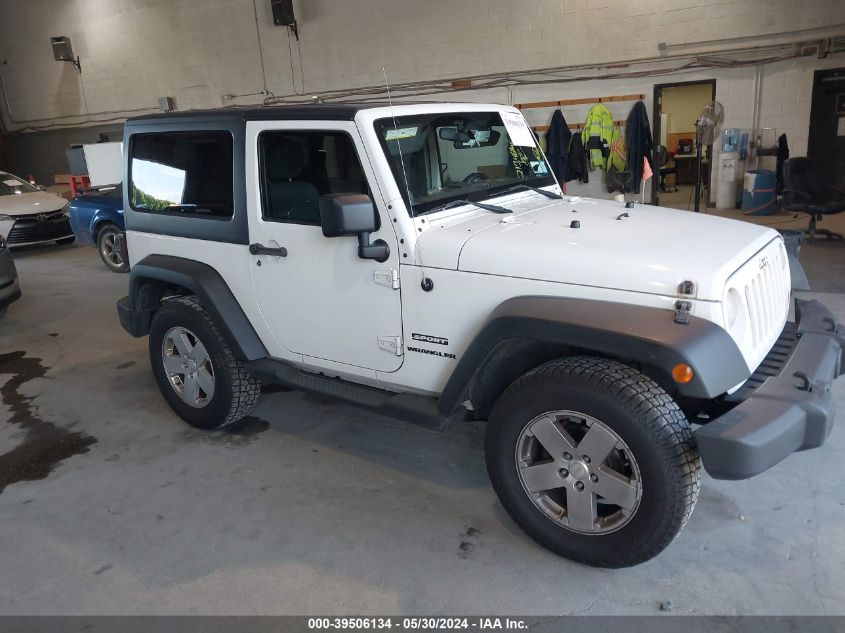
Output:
[{"xmin": 307, "ymin": 617, "xmax": 528, "ymax": 630}]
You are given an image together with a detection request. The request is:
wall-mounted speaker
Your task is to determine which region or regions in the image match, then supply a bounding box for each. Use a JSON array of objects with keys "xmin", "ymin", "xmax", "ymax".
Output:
[
  {"xmin": 50, "ymin": 36, "xmax": 74, "ymax": 62},
  {"xmin": 50, "ymin": 36, "xmax": 81, "ymax": 72},
  {"xmin": 271, "ymin": 0, "xmax": 295, "ymax": 27}
]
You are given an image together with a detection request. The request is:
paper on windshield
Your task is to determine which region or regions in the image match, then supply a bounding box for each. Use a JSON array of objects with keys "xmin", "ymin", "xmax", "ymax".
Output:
[
  {"xmin": 501, "ymin": 112, "xmax": 536, "ymax": 147},
  {"xmin": 385, "ymin": 127, "xmax": 418, "ymax": 141}
]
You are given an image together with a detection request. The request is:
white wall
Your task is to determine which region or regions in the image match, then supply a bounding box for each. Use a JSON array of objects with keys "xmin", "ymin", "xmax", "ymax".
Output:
[{"xmin": 1, "ymin": 0, "xmax": 843, "ymax": 199}]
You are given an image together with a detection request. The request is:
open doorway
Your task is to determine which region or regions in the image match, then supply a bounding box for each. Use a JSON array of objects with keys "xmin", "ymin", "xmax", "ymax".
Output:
[
  {"xmin": 652, "ymin": 79, "xmax": 716, "ymax": 210},
  {"xmin": 808, "ymin": 68, "xmax": 845, "ymax": 187}
]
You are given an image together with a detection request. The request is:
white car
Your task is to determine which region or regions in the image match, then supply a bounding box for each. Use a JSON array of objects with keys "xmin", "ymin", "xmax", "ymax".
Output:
[
  {"xmin": 116, "ymin": 103, "xmax": 843, "ymax": 567},
  {"xmin": 0, "ymin": 171, "xmax": 75, "ymax": 247}
]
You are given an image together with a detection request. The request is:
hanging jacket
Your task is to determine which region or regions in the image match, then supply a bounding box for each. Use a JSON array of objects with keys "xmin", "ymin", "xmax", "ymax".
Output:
[
  {"xmin": 776, "ymin": 133, "xmax": 789, "ymax": 194},
  {"xmin": 625, "ymin": 101, "xmax": 653, "ymax": 194},
  {"xmin": 607, "ymin": 124, "xmax": 626, "ymax": 171},
  {"xmin": 581, "ymin": 104, "xmax": 613, "ymax": 170},
  {"xmin": 544, "ymin": 109, "xmax": 572, "ymax": 184},
  {"xmin": 565, "ymin": 133, "xmax": 589, "ymax": 183}
]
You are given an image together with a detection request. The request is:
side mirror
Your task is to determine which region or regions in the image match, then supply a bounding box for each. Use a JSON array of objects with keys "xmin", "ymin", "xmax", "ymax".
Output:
[{"xmin": 319, "ymin": 194, "xmax": 390, "ymax": 263}]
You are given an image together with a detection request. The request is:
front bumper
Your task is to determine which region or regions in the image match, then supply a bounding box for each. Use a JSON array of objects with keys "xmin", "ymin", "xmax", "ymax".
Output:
[
  {"xmin": 696, "ymin": 299, "xmax": 843, "ymax": 480},
  {"xmin": 0, "ymin": 247, "xmax": 21, "ymax": 310},
  {"xmin": 6, "ymin": 212, "xmax": 73, "ymax": 247}
]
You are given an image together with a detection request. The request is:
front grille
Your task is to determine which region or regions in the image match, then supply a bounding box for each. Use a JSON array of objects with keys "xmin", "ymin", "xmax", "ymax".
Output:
[
  {"xmin": 725, "ymin": 322, "xmax": 797, "ymax": 403},
  {"xmin": 724, "ymin": 238, "xmax": 792, "ymax": 372},
  {"xmin": 7, "ymin": 212, "xmax": 71, "ymax": 245},
  {"xmin": 742, "ymin": 243, "xmax": 790, "ymax": 357}
]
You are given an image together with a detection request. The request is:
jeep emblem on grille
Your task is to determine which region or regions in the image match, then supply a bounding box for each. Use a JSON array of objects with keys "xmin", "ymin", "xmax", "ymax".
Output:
[{"xmin": 759, "ymin": 257, "xmax": 769, "ymax": 270}]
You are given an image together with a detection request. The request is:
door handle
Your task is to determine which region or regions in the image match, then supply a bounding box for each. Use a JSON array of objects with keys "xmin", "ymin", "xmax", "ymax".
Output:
[{"xmin": 249, "ymin": 243, "xmax": 287, "ymax": 257}]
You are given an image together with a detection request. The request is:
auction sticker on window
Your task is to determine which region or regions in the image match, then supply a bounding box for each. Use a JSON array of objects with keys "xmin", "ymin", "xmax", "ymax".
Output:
[
  {"xmin": 501, "ymin": 112, "xmax": 536, "ymax": 147},
  {"xmin": 385, "ymin": 127, "xmax": 418, "ymax": 141}
]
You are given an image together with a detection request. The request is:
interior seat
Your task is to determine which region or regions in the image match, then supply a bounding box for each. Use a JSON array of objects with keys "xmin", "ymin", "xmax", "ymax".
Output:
[{"xmin": 265, "ymin": 139, "xmax": 320, "ymax": 223}]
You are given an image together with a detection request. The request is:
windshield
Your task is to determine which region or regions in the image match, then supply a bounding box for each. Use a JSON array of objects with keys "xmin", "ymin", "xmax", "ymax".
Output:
[
  {"xmin": 0, "ymin": 174, "xmax": 38, "ymax": 196},
  {"xmin": 374, "ymin": 111, "xmax": 554, "ymax": 216}
]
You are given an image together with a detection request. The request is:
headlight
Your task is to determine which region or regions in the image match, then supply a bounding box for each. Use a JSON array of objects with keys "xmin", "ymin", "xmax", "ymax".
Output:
[
  {"xmin": 724, "ymin": 288, "xmax": 742, "ymax": 328},
  {"xmin": 0, "ymin": 214, "xmax": 13, "ymax": 222},
  {"xmin": 723, "ymin": 286, "xmax": 750, "ymax": 346}
]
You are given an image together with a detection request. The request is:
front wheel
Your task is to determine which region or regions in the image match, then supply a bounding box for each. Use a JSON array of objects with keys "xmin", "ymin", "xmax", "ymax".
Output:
[
  {"xmin": 485, "ymin": 356, "xmax": 701, "ymax": 568},
  {"xmin": 149, "ymin": 295, "xmax": 260, "ymax": 429},
  {"xmin": 97, "ymin": 224, "xmax": 129, "ymax": 273}
]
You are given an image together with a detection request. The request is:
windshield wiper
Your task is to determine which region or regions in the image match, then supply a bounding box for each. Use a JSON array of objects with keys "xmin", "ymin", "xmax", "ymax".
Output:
[
  {"xmin": 495, "ymin": 183, "xmax": 562, "ymax": 199},
  {"xmin": 428, "ymin": 198, "xmax": 512, "ymax": 215}
]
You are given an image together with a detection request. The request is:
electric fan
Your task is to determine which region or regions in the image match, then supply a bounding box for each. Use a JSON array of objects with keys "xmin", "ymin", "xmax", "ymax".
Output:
[{"xmin": 693, "ymin": 101, "xmax": 725, "ymax": 212}]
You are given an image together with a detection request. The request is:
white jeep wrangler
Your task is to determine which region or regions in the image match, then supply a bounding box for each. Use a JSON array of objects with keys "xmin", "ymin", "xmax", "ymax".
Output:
[{"xmin": 117, "ymin": 102, "xmax": 843, "ymax": 567}]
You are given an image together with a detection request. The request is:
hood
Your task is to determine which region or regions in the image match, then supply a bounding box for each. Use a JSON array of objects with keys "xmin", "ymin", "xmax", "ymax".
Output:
[
  {"xmin": 415, "ymin": 195, "xmax": 779, "ymax": 301},
  {"xmin": 0, "ymin": 191, "xmax": 68, "ymax": 217}
]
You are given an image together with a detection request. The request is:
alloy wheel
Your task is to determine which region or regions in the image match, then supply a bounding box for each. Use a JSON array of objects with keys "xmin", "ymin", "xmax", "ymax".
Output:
[
  {"xmin": 161, "ymin": 326, "xmax": 215, "ymax": 408},
  {"xmin": 100, "ymin": 231, "xmax": 124, "ymax": 268},
  {"xmin": 515, "ymin": 410, "xmax": 642, "ymax": 534}
]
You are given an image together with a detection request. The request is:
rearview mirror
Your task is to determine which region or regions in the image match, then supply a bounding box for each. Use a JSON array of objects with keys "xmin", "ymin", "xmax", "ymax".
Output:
[
  {"xmin": 319, "ymin": 194, "xmax": 389, "ymax": 263},
  {"xmin": 438, "ymin": 127, "xmax": 501, "ymax": 149}
]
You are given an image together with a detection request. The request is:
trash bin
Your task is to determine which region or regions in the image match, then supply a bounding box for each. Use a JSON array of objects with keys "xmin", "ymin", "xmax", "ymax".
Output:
[
  {"xmin": 742, "ymin": 169, "xmax": 777, "ymax": 216},
  {"xmin": 778, "ymin": 229, "xmax": 809, "ymax": 291}
]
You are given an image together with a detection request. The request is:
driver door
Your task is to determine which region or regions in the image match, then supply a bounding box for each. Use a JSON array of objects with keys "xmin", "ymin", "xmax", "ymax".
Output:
[{"xmin": 246, "ymin": 121, "xmax": 403, "ymax": 373}]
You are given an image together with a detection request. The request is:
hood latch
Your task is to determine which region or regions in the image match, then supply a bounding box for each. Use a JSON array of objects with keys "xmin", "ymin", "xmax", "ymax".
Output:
[{"xmin": 674, "ymin": 300, "xmax": 692, "ymax": 325}]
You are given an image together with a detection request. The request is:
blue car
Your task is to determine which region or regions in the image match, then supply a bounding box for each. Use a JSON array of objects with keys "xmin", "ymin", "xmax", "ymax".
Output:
[{"xmin": 69, "ymin": 183, "xmax": 127, "ymax": 272}]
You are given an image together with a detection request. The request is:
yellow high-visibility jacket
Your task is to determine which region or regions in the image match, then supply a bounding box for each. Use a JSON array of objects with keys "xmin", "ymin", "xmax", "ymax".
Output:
[
  {"xmin": 581, "ymin": 104, "xmax": 613, "ymax": 170},
  {"xmin": 607, "ymin": 124, "xmax": 627, "ymax": 171}
]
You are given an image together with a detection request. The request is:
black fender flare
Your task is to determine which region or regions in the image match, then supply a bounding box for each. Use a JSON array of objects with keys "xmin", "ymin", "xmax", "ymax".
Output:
[
  {"xmin": 120, "ymin": 254, "xmax": 267, "ymax": 361},
  {"xmin": 437, "ymin": 296, "xmax": 749, "ymax": 417}
]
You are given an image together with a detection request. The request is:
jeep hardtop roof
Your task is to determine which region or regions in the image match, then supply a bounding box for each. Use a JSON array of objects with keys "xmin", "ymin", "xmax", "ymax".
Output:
[{"xmin": 127, "ymin": 102, "xmax": 426, "ymax": 124}]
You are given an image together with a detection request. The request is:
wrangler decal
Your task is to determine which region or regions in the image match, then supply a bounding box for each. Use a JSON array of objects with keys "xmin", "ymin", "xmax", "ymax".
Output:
[{"xmin": 407, "ymin": 346, "xmax": 456, "ymax": 360}]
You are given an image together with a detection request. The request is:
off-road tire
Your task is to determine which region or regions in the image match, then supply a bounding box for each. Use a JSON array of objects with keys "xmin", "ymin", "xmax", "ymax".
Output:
[
  {"xmin": 486, "ymin": 356, "xmax": 701, "ymax": 568},
  {"xmin": 96, "ymin": 223, "xmax": 129, "ymax": 273},
  {"xmin": 149, "ymin": 295, "xmax": 260, "ymax": 430}
]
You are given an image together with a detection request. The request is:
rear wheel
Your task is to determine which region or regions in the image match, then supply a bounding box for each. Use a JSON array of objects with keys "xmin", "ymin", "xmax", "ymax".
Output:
[
  {"xmin": 485, "ymin": 356, "xmax": 701, "ymax": 568},
  {"xmin": 96, "ymin": 223, "xmax": 128, "ymax": 273},
  {"xmin": 149, "ymin": 295, "xmax": 260, "ymax": 429}
]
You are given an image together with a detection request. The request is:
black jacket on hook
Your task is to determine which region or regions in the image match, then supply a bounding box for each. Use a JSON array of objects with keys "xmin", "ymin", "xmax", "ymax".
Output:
[
  {"xmin": 625, "ymin": 101, "xmax": 653, "ymax": 194},
  {"xmin": 544, "ymin": 109, "xmax": 572, "ymax": 184},
  {"xmin": 566, "ymin": 133, "xmax": 589, "ymax": 184}
]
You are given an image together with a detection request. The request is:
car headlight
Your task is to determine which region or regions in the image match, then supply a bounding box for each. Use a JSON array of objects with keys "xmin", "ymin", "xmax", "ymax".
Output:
[
  {"xmin": 723, "ymin": 286, "xmax": 750, "ymax": 345},
  {"xmin": 0, "ymin": 214, "xmax": 13, "ymax": 222},
  {"xmin": 725, "ymin": 288, "xmax": 741, "ymax": 327}
]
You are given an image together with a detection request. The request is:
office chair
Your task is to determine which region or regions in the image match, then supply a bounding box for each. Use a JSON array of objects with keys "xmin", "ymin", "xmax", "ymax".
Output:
[
  {"xmin": 657, "ymin": 145, "xmax": 677, "ymax": 192},
  {"xmin": 781, "ymin": 157, "xmax": 845, "ymax": 240}
]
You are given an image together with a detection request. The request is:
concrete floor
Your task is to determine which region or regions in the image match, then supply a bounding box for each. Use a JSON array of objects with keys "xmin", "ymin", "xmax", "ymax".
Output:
[{"xmin": 0, "ymin": 242, "xmax": 844, "ymax": 616}]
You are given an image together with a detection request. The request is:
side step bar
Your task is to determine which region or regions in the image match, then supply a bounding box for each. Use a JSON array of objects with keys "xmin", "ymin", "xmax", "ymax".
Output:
[{"xmin": 245, "ymin": 358, "xmax": 463, "ymax": 431}]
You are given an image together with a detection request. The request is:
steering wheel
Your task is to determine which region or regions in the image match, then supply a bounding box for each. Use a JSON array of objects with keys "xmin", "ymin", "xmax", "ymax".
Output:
[{"xmin": 462, "ymin": 172, "xmax": 489, "ymax": 185}]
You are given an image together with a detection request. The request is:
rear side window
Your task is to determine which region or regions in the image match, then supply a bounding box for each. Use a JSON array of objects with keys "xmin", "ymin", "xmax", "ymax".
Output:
[{"xmin": 129, "ymin": 132, "xmax": 234, "ymax": 218}]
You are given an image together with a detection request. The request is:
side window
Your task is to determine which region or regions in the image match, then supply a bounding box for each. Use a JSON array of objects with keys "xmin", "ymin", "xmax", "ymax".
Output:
[
  {"xmin": 259, "ymin": 130, "xmax": 369, "ymax": 224},
  {"xmin": 129, "ymin": 132, "xmax": 234, "ymax": 218}
]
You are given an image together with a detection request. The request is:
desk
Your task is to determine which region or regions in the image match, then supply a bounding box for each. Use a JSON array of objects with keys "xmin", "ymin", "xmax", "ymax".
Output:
[{"xmin": 672, "ymin": 155, "xmax": 710, "ymax": 186}]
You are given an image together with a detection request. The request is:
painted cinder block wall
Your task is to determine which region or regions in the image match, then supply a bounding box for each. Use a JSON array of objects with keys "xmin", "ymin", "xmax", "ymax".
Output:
[{"xmin": 1, "ymin": 0, "xmax": 843, "ymax": 197}]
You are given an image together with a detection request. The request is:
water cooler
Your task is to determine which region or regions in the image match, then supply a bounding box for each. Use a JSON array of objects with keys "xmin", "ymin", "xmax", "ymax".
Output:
[{"xmin": 716, "ymin": 128, "xmax": 740, "ymax": 209}]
